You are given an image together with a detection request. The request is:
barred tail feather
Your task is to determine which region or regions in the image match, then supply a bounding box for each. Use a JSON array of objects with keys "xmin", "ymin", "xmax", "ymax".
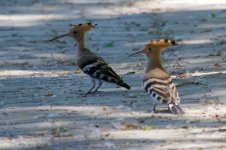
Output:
[{"xmin": 168, "ymin": 102, "xmax": 184, "ymax": 115}]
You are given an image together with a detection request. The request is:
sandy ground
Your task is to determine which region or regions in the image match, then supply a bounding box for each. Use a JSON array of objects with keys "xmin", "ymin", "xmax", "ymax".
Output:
[{"xmin": 0, "ymin": 0, "xmax": 226, "ymax": 149}]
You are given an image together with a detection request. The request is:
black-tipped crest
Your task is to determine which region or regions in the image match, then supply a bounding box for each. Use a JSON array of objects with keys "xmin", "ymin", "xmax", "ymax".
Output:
[
  {"xmin": 70, "ymin": 22, "xmax": 96, "ymax": 32},
  {"xmin": 48, "ymin": 22, "xmax": 97, "ymax": 42},
  {"xmin": 128, "ymin": 39, "xmax": 178, "ymax": 57},
  {"xmin": 148, "ymin": 39, "xmax": 176, "ymax": 47}
]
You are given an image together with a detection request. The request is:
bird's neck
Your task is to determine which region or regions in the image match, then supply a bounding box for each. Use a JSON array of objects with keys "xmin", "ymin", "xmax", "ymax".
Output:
[
  {"xmin": 146, "ymin": 53, "xmax": 165, "ymax": 72},
  {"xmin": 77, "ymin": 34, "xmax": 85, "ymax": 49},
  {"xmin": 76, "ymin": 34, "xmax": 87, "ymax": 56}
]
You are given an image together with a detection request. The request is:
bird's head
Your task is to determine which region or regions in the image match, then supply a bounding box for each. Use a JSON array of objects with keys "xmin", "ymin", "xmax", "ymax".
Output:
[
  {"xmin": 129, "ymin": 39, "xmax": 177, "ymax": 58},
  {"xmin": 48, "ymin": 22, "xmax": 97, "ymax": 42}
]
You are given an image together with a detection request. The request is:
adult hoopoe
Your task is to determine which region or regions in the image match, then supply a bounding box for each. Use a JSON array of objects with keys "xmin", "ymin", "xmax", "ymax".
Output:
[
  {"xmin": 49, "ymin": 23, "xmax": 130, "ymax": 95},
  {"xmin": 129, "ymin": 39, "xmax": 184, "ymax": 115}
]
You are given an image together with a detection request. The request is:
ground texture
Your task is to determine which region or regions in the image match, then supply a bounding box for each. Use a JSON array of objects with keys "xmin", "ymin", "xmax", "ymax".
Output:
[{"xmin": 0, "ymin": 0, "xmax": 226, "ymax": 149}]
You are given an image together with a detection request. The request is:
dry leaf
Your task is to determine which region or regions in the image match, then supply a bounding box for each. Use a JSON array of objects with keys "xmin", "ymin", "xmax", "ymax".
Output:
[
  {"xmin": 121, "ymin": 123, "xmax": 140, "ymax": 130},
  {"xmin": 219, "ymin": 129, "xmax": 226, "ymax": 132},
  {"xmin": 45, "ymin": 92, "xmax": 53, "ymax": 97},
  {"xmin": 213, "ymin": 63, "xmax": 221, "ymax": 67}
]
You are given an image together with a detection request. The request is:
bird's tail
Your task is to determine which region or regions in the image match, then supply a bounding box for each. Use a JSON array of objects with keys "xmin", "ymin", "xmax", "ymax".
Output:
[
  {"xmin": 117, "ymin": 81, "xmax": 131, "ymax": 90},
  {"xmin": 168, "ymin": 102, "xmax": 184, "ymax": 115}
]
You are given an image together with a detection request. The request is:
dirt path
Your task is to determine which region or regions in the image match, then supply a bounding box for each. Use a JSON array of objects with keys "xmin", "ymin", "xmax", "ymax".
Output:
[{"xmin": 0, "ymin": 0, "xmax": 226, "ymax": 149}]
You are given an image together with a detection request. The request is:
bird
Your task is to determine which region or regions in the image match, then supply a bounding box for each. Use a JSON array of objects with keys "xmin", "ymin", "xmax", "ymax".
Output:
[
  {"xmin": 129, "ymin": 39, "xmax": 184, "ymax": 115},
  {"xmin": 48, "ymin": 22, "xmax": 130, "ymax": 95}
]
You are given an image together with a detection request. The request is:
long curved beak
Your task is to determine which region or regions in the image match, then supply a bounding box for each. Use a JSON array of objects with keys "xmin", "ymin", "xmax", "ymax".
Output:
[
  {"xmin": 128, "ymin": 49, "xmax": 144, "ymax": 57},
  {"xmin": 48, "ymin": 33, "xmax": 69, "ymax": 42}
]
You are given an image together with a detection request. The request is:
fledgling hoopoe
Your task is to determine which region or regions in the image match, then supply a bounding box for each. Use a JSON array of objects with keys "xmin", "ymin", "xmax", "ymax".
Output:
[
  {"xmin": 49, "ymin": 23, "xmax": 130, "ymax": 95},
  {"xmin": 129, "ymin": 39, "xmax": 184, "ymax": 115}
]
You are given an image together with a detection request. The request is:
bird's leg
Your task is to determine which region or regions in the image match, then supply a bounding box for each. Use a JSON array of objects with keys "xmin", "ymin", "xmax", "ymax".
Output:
[
  {"xmin": 153, "ymin": 103, "xmax": 157, "ymax": 112},
  {"xmin": 148, "ymin": 102, "xmax": 157, "ymax": 113},
  {"xmin": 84, "ymin": 77, "xmax": 96, "ymax": 95},
  {"xmin": 149, "ymin": 99, "xmax": 157, "ymax": 113},
  {"xmin": 92, "ymin": 80, "xmax": 103, "ymax": 94}
]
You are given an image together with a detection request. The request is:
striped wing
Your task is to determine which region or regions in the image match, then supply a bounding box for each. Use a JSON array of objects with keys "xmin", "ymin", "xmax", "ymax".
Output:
[
  {"xmin": 79, "ymin": 56, "xmax": 130, "ymax": 89},
  {"xmin": 143, "ymin": 77, "xmax": 180, "ymax": 104}
]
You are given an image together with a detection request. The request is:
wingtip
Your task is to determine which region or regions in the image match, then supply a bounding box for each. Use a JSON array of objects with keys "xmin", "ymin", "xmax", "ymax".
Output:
[
  {"xmin": 125, "ymin": 85, "xmax": 131, "ymax": 90},
  {"xmin": 119, "ymin": 82, "xmax": 131, "ymax": 90},
  {"xmin": 168, "ymin": 102, "xmax": 184, "ymax": 115}
]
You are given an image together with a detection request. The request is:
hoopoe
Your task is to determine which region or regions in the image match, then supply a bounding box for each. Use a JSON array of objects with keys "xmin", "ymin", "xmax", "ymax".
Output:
[
  {"xmin": 49, "ymin": 23, "xmax": 130, "ymax": 95},
  {"xmin": 129, "ymin": 39, "xmax": 184, "ymax": 115}
]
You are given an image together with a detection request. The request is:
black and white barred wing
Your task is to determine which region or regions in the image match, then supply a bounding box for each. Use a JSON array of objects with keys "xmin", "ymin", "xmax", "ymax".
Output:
[
  {"xmin": 143, "ymin": 78, "xmax": 180, "ymax": 104},
  {"xmin": 79, "ymin": 57, "xmax": 130, "ymax": 89}
]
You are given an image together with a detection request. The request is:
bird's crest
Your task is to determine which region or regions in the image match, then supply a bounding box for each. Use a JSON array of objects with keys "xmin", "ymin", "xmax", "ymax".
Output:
[
  {"xmin": 146, "ymin": 39, "xmax": 176, "ymax": 48},
  {"xmin": 69, "ymin": 22, "xmax": 97, "ymax": 33}
]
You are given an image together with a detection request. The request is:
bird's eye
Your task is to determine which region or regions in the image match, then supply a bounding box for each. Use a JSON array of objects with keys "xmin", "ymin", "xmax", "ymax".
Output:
[
  {"xmin": 73, "ymin": 31, "xmax": 77, "ymax": 34},
  {"xmin": 149, "ymin": 48, "xmax": 152, "ymax": 51}
]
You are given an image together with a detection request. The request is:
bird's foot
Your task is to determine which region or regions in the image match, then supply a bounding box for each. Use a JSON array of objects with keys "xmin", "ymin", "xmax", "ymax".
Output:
[
  {"xmin": 82, "ymin": 90, "xmax": 102, "ymax": 97},
  {"xmin": 82, "ymin": 92, "xmax": 92, "ymax": 97},
  {"xmin": 148, "ymin": 109, "xmax": 156, "ymax": 114}
]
